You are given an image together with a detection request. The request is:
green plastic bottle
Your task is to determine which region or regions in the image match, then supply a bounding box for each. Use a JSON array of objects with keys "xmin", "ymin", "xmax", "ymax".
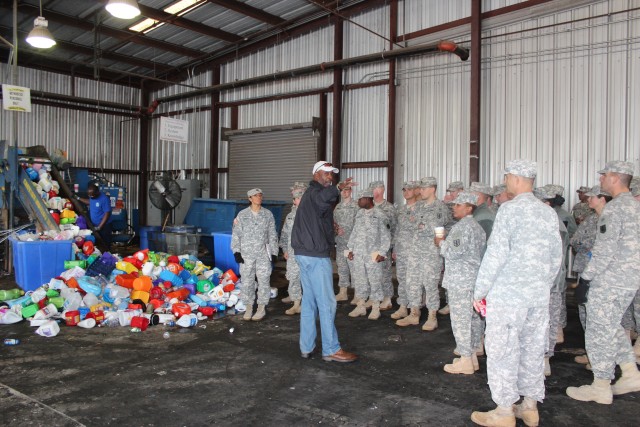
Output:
[
  {"xmin": 0, "ymin": 289, "xmax": 24, "ymax": 301},
  {"xmin": 21, "ymin": 304, "xmax": 38, "ymax": 318},
  {"xmin": 64, "ymin": 260, "xmax": 87, "ymax": 269}
]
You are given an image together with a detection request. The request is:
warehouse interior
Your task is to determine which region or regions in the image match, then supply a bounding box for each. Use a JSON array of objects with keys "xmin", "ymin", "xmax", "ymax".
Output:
[{"xmin": 1, "ymin": 0, "xmax": 639, "ymax": 425}]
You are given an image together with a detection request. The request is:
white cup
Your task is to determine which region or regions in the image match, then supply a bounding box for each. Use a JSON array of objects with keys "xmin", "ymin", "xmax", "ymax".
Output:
[{"xmin": 434, "ymin": 226, "xmax": 445, "ymax": 238}]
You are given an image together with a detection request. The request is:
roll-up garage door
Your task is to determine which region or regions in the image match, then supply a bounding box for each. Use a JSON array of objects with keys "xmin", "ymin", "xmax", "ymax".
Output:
[{"xmin": 223, "ymin": 119, "xmax": 320, "ymax": 201}]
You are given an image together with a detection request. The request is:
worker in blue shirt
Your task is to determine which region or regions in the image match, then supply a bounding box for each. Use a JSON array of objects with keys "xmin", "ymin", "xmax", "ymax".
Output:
[{"xmin": 77, "ymin": 183, "xmax": 112, "ymax": 250}]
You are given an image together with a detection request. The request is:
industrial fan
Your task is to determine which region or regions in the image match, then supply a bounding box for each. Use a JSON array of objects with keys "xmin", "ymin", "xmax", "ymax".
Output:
[{"xmin": 149, "ymin": 175, "xmax": 182, "ymax": 230}]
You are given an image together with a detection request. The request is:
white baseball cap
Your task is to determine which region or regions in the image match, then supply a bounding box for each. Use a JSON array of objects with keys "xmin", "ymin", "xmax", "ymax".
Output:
[{"xmin": 312, "ymin": 161, "xmax": 339, "ymax": 174}]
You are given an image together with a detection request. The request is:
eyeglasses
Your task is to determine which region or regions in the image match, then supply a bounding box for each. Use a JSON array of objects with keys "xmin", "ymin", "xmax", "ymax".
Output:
[{"xmin": 402, "ymin": 188, "xmax": 412, "ymax": 191}]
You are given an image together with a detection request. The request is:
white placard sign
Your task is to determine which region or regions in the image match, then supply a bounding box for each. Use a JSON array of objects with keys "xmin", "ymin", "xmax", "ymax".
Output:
[
  {"xmin": 160, "ymin": 116, "xmax": 189, "ymax": 143},
  {"xmin": 2, "ymin": 84, "xmax": 32, "ymax": 112}
]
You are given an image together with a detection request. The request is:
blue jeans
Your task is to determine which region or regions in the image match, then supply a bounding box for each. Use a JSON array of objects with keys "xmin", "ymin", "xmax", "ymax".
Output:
[{"xmin": 296, "ymin": 255, "xmax": 340, "ymax": 356}]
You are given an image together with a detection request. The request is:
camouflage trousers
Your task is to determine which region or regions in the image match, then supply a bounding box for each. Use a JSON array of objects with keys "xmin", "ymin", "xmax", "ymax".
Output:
[
  {"xmin": 239, "ymin": 256, "xmax": 273, "ymax": 307},
  {"xmin": 448, "ymin": 288, "xmax": 483, "ymax": 357},
  {"xmin": 546, "ymin": 291, "xmax": 562, "ymax": 358},
  {"xmin": 586, "ymin": 285, "xmax": 637, "ymax": 380},
  {"xmin": 336, "ymin": 241, "xmax": 354, "ymax": 288},
  {"xmin": 485, "ymin": 303, "xmax": 548, "ymax": 406},
  {"xmin": 406, "ymin": 252, "xmax": 442, "ymax": 311},
  {"xmin": 579, "ymin": 304, "xmax": 587, "ymax": 331},
  {"xmin": 382, "ymin": 253, "xmax": 394, "ymax": 298},
  {"xmin": 395, "ymin": 252, "xmax": 409, "ymax": 306},
  {"xmin": 352, "ymin": 253, "xmax": 384, "ymax": 302},
  {"xmin": 285, "ymin": 254, "xmax": 302, "ymax": 302}
]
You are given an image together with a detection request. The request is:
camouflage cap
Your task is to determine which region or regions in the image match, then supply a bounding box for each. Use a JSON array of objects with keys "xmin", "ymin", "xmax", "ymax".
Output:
[
  {"xmin": 358, "ymin": 188, "xmax": 374, "ymax": 199},
  {"xmin": 584, "ymin": 185, "xmax": 611, "ymax": 197},
  {"xmin": 452, "ymin": 191, "xmax": 478, "ymax": 206},
  {"xmin": 291, "ymin": 188, "xmax": 306, "ymax": 198},
  {"xmin": 469, "ymin": 182, "xmax": 493, "ymax": 195},
  {"xmin": 337, "ymin": 180, "xmax": 353, "ymax": 190},
  {"xmin": 368, "ymin": 180, "xmax": 385, "ymax": 189},
  {"xmin": 291, "ymin": 181, "xmax": 307, "ymax": 189},
  {"xmin": 597, "ymin": 161, "xmax": 635, "ymax": 176},
  {"xmin": 418, "ymin": 177, "xmax": 437, "ymax": 188},
  {"xmin": 446, "ymin": 181, "xmax": 464, "ymax": 192},
  {"xmin": 544, "ymin": 184, "xmax": 564, "ymax": 196},
  {"xmin": 533, "ymin": 187, "xmax": 555, "ymax": 201},
  {"xmin": 492, "ymin": 184, "xmax": 506, "ymax": 195},
  {"xmin": 247, "ymin": 188, "xmax": 263, "ymax": 197},
  {"xmin": 576, "ymin": 186, "xmax": 591, "ymax": 193},
  {"xmin": 504, "ymin": 159, "xmax": 537, "ymax": 179},
  {"xmin": 402, "ymin": 180, "xmax": 419, "ymax": 189}
]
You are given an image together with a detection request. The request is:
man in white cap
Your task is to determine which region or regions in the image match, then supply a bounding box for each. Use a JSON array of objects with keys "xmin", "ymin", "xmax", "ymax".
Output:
[
  {"xmin": 231, "ymin": 188, "xmax": 279, "ymax": 321},
  {"xmin": 471, "ymin": 160, "xmax": 562, "ymax": 427},
  {"xmin": 567, "ymin": 161, "xmax": 640, "ymax": 403},
  {"xmin": 291, "ymin": 161, "xmax": 358, "ymax": 363}
]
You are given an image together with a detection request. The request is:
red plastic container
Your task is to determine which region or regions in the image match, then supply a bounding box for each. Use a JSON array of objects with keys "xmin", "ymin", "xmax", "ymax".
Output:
[
  {"xmin": 116, "ymin": 273, "xmax": 138, "ymax": 289},
  {"xmin": 130, "ymin": 316, "xmax": 150, "ymax": 331},
  {"xmin": 171, "ymin": 302, "xmax": 191, "ymax": 317},
  {"xmin": 65, "ymin": 310, "xmax": 80, "ymax": 326},
  {"xmin": 199, "ymin": 306, "xmax": 214, "ymax": 317}
]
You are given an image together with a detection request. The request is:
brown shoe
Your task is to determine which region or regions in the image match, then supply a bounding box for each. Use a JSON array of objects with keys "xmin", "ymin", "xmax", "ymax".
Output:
[{"xmin": 322, "ymin": 349, "xmax": 358, "ymax": 363}]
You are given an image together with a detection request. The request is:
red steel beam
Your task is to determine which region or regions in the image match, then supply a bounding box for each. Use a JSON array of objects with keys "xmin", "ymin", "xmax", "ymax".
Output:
[
  {"xmin": 331, "ymin": 17, "xmax": 343, "ymax": 174},
  {"xmin": 469, "ymin": 0, "xmax": 481, "ymax": 183},
  {"xmin": 210, "ymin": 65, "xmax": 221, "ymax": 198},
  {"xmin": 387, "ymin": 0, "xmax": 398, "ymax": 202}
]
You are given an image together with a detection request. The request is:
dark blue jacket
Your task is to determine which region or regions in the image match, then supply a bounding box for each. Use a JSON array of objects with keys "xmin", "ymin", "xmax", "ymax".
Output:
[{"xmin": 291, "ymin": 180, "xmax": 339, "ymax": 257}]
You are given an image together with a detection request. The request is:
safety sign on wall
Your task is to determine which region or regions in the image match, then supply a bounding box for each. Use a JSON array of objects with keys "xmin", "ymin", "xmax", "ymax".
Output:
[
  {"xmin": 160, "ymin": 116, "xmax": 189, "ymax": 143},
  {"xmin": 2, "ymin": 84, "xmax": 32, "ymax": 112}
]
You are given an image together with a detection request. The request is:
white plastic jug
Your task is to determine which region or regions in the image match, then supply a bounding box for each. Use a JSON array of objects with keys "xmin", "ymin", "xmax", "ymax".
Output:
[{"xmin": 35, "ymin": 320, "xmax": 60, "ymax": 337}]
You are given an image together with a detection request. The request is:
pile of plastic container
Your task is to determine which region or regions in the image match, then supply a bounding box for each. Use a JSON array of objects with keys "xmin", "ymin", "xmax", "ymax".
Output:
[{"xmin": 0, "ymin": 246, "xmax": 244, "ymax": 337}]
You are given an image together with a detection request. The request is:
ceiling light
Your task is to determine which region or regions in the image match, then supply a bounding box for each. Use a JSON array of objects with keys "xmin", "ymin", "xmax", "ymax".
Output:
[
  {"xmin": 106, "ymin": 0, "xmax": 141, "ymax": 20},
  {"xmin": 26, "ymin": 16, "xmax": 56, "ymax": 49}
]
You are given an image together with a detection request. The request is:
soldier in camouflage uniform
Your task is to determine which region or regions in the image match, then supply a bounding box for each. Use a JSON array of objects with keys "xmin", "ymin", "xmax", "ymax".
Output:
[
  {"xmin": 567, "ymin": 161, "xmax": 640, "ymax": 404},
  {"xmin": 470, "ymin": 182, "xmax": 496, "ymax": 240},
  {"xmin": 396, "ymin": 177, "xmax": 451, "ymax": 331},
  {"xmin": 492, "ymin": 184, "xmax": 511, "ymax": 209},
  {"xmin": 369, "ymin": 181, "xmax": 396, "ymax": 310},
  {"xmin": 572, "ymin": 186, "xmax": 593, "ymax": 225},
  {"xmin": 280, "ymin": 183, "xmax": 307, "ymax": 315},
  {"xmin": 333, "ymin": 183, "xmax": 359, "ymax": 303},
  {"xmin": 231, "ymin": 188, "xmax": 279, "ymax": 322},
  {"xmin": 391, "ymin": 180, "xmax": 420, "ymax": 320},
  {"xmin": 471, "ymin": 160, "xmax": 562, "ymax": 427},
  {"xmin": 435, "ymin": 191, "xmax": 486, "ymax": 375},
  {"xmin": 438, "ymin": 180, "xmax": 465, "ymax": 316},
  {"xmin": 632, "ymin": 178, "xmax": 640, "ymax": 361},
  {"xmin": 534, "ymin": 187, "xmax": 569, "ymax": 377},
  {"xmin": 347, "ymin": 189, "xmax": 391, "ymax": 320}
]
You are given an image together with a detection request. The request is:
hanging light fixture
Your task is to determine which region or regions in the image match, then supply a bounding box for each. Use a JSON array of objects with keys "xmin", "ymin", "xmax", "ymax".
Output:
[
  {"xmin": 106, "ymin": 0, "xmax": 141, "ymax": 20},
  {"xmin": 26, "ymin": 1, "xmax": 56, "ymax": 49}
]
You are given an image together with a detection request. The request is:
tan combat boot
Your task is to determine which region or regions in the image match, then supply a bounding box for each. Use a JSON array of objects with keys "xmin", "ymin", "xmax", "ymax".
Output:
[
  {"xmin": 437, "ymin": 304, "xmax": 450, "ymax": 315},
  {"xmin": 422, "ymin": 310, "xmax": 438, "ymax": 331},
  {"xmin": 348, "ymin": 300, "xmax": 367, "ymax": 318},
  {"xmin": 251, "ymin": 304, "xmax": 266, "ymax": 321},
  {"xmin": 544, "ymin": 357, "xmax": 551, "ymax": 377},
  {"xmin": 556, "ymin": 327, "xmax": 564, "ymax": 344},
  {"xmin": 470, "ymin": 406, "xmax": 515, "ymax": 427},
  {"xmin": 612, "ymin": 362, "xmax": 640, "ymax": 395},
  {"xmin": 390, "ymin": 305, "xmax": 408, "ymax": 320},
  {"xmin": 364, "ymin": 299, "xmax": 373, "ymax": 308},
  {"xmin": 281, "ymin": 296, "xmax": 292, "ymax": 304},
  {"xmin": 513, "ymin": 397, "xmax": 539, "ymax": 427},
  {"xmin": 350, "ymin": 296, "xmax": 359, "ymax": 306},
  {"xmin": 566, "ymin": 378, "xmax": 613, "ymax": 404},
  {"xmin": 368, "ymin": 301, "xmax": 381, "ymax": 320},
  {"xmin": 444, "ymin": 356, "xmax": 474, "ymax": 375},
  {"xmin": 574, "ymin": 354, "xmax": 589, "ymax": 364},
  {"xmin": 285, "ymin": 300, "xmax": 301, "ymax": 315},
  {"xmin": 452, "ymin": 353, "xmax": 479, "ymax": 371},
  {"xmin": 243, "ymin": 306, "xmax": 253, "ymax": 321},
  {"xmin": 395, "ymin": 307, "xmax": 420, "ymax": 327},
  {"xmin": 379, "ymin": 296, "xmax": 392, "ymax": 310},
  {"xmin": 335, "ymin": 287, "xmax": 349, "ymax": 302}
]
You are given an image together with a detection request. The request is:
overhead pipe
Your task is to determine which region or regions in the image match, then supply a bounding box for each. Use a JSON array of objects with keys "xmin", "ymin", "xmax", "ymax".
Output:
[
  {"xmin": 27, "ymin": 90, "xmax": 140, "ymax": 112},
  {"xmin": 157, "ymin": 40, "xmax": 469, "ymax": 104}
]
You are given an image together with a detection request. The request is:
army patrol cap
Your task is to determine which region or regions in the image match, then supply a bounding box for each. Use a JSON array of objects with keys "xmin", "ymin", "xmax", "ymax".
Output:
[
  {"xmin": 493, "ymin": 184, "xmax": 506, "ymax": 195},
  {"xmin": 584, "ymin": 185, "xmax": 611, "ymax": 197},
  {"xmin": 291, "ymin": 188, "xmax": 306, "ymax": 198},
  {"xmin": 576, "ymin": 186, "xmax": 590, "ymax": 193},
  {"xmin": 469, "ymin": 182, "xmax": 493, "ymax": 195},
  {"xmin": 544, "ymin": 184, "xmax": 564, "ymax": 196},
  {"xmin": 452, "ymin": 191, "xmax": 478, "ymax": 206},
  {"xmin": 533, "ymin": 187, "xmax": 555, "ymax": 200},
  {"xmin": 358, "ymin": 188, "xmax": 374, "ymax": 199},
  {"xmin": 247, "ymin": 188, "xmax": 263, "ymax": 197},
  {"xmin": 504, "ymin": 159, "xmax": 537, "ymax": 179},
  {"xmin": 446, "ymin": 181, "xmax": 464, "ymax": 192},
  {"xmin": 418, "ymin": 177, "xmax": 438, "ymax": 188},
  {"xmin": 369, "ymin": 180, "xmax": 385, "ymax": 189},
  {"xmin": 597, "ymin": 161, "xmax": 635, "ymax": 176},
  {"xmin": 402, "ymin": 180, "xmax": 419, "ymax": 190}
]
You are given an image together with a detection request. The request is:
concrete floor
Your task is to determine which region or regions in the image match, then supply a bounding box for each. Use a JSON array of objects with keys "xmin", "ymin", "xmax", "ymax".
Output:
[{"xmin": 1, "ymin": 258, "xmax": 639, "ymax": 426}]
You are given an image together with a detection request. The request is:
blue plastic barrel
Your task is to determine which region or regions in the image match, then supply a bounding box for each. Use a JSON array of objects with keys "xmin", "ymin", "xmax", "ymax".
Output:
[{"xmin": 139, "ymin": 226, "xmax": 161, "ymax": 250}]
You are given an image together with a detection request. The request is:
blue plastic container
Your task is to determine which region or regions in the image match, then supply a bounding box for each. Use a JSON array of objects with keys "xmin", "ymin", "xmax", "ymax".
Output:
[
  {"xmin": 212, "ymin": 232, "xmax": 239, "ymax": 276},
  {"xmin": 10, "ymin": 237, "xmax": 74, "ymax": 292},
  {"xmin": 139, "ymin": 226, "xmax": 161, "ymax": 250}
]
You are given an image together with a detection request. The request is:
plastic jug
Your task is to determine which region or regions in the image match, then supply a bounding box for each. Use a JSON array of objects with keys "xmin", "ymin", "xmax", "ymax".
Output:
[
  {"xmin": 133, "ymin": 276, "xmax": 153, "ymax": 292},
  {"xmin": 207, "ymin": 285, "xmax": 225, "ymax": 300},
  {"xmin": 115, "ymin": 261, "xmax": 138, "ymax": 274},
  {"xmin": 83, "ymin": 292, "xmax": 100, "ymax": 308},
  {"xmin": 176, "ymin": 313, "xmax": 198, "ymax": 328},
  {"xmin": 0, "ymin": 309, "xmax": 22, "ymax": 324},
  {"xmin": 33, "ymin": 303, "xmax": 58, "ymax": 320},
  {"xmin": 65, "ymin": 310, "xmax": 80, "ymax": 326},
  {"xmin": 118, "ymin": 309, "xmax": 143, "ymax": 326},
  {"xmin": 62, "ymin": 292, "xmax": 82, "ymax": 311},
  {"xmin": 35, "ymin": 320, "xmax": 60, "ymax": 337},
  {"xmin": 115, "ymin": 273, "xmax": 138, "ymax": 289},
  {"xmin": 77, "ymin": 276, "xmax": 102, "ymax": 296},
  {"xmin": 158, "ymin": 270, "xmax": 182, "ymax": 287},
  {"xmin": 189, "ymin": 293, "xmax": 206, "ymax": 307},
  {"xmin": 48, "ymin": 296, "xmax": 65, "ymax": 309},
  {"xmin": 77, "ymin": 318, "xmax": 96, "ymax": 329},
  {"xmin": 196, "ymin": 280, "xmax": 213, "ymax": 293}
]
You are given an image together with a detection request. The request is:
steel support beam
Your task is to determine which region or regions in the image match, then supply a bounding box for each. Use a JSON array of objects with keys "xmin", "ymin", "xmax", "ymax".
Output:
[
  {"xmin": 469, "ymin": 0, "xmax": 481, "ymax": 183},
  {"xmin": 387, "ymin": 0, "xmax": 398, "ymax": 202},
  {"xmin": 139, "ymin": 85, "xmax": 150, "ymax": 226},
  {"xmin": 210, "ymin": 65, "xmax": 221, "ymax": 199},
  {"xmin": 331, "ymin": 17, "xmax": 343, "ymax": 175}
]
